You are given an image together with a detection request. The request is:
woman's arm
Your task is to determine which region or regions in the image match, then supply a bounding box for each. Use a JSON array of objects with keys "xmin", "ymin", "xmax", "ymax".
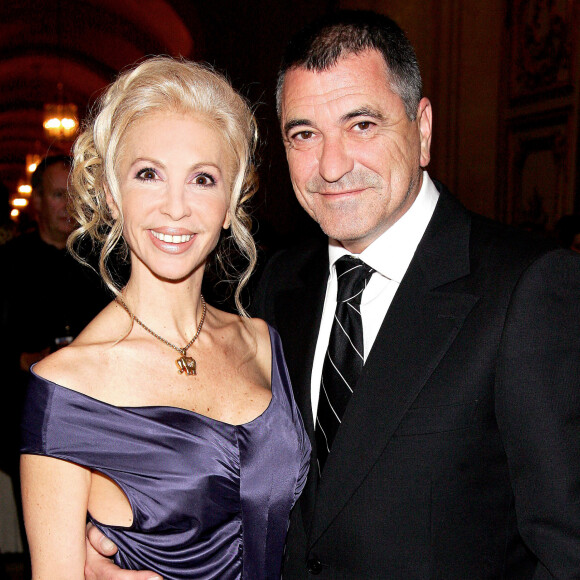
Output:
[{"xmin": 21, "ymin": 454, "xmax": 91, "ymax": 579}]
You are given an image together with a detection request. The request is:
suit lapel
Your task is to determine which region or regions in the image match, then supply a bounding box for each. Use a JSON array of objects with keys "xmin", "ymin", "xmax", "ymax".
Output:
[
  {"xmin": 275, "ymin": 243, "xmax": 328, "ymax": 435},
  {"xmin": 309, "ymin": 189, "xmax": 481, "ymax": 545},
  {"xmin": 273, "ymin": 242, "xmax": 328, "ymax": 529}
]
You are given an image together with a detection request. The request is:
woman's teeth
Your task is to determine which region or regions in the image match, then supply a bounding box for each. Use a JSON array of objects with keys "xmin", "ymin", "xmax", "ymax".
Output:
[{"xmin": 151, "ymin": 231, "xmax": 193, "ymax": 244}]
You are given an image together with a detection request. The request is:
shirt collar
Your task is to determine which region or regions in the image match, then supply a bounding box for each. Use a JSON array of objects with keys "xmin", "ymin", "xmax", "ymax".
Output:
[{"xmin": 328, "ymin": 171, "xmax": 440, "ymax": 282}]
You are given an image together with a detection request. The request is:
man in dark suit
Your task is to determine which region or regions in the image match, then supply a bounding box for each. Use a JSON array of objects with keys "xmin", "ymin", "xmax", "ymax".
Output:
[
  {"xmin": 256, "ymin": 10, "xmax": 580, "ymax": 578},
  {"xmin": 85, "ymin": 10, "xmax": 580, "ymax": 579}
]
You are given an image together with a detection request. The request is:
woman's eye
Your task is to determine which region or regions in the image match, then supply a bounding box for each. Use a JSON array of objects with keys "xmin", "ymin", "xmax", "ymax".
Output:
[
  {"xmin": 136, "ymin": 168, "xmax": 157, "ymax": 180},
  {"xmin": 193, "ymin": 173, "xmax": 215, "ymax": 186}
]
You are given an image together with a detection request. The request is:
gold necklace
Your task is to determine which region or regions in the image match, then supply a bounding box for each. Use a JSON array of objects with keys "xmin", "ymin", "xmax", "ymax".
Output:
[{"xmin": 116, "ymin": 295, "xmax": 207, "ymax": 376}]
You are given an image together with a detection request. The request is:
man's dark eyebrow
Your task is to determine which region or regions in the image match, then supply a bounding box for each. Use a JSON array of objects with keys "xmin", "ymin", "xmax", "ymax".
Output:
[
  {"xmin": 340, "ymin": 107, "xmax": 385, "ymax": 123},
  {"xmin": 283, "ymin": 118, "xmax": 312, "ymax": 136},
  {"xmin": 283, "ymin": 107, "xmax": 384, "ymax": 136}
]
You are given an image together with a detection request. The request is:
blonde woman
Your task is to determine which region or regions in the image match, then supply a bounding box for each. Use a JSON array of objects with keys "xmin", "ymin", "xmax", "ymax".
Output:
[{"xmin": 20, "ymin": 57, "xmax": 309, "ymax": 579}]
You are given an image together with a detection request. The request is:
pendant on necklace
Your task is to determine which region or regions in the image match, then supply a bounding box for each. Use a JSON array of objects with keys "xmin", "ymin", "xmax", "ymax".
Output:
[{"xmin": 176, "ymin": 355, "xmax": 196, "ymax": 376}]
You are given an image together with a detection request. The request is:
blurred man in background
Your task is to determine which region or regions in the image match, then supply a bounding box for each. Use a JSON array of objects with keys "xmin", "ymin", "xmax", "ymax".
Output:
[{"xmin": 0, "ymin": 155, "xmax": 109, "ymax": 566}]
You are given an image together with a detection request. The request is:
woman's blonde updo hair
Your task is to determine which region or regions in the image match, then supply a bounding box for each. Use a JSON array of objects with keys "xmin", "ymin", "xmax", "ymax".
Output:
[{"xmin": 68, "ymin": 56, "xmax": 258, "ymax": 315}]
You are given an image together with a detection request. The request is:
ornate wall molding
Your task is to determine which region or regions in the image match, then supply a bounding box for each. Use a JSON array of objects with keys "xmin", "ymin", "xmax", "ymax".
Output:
[
  {"xmin": 502, "ymin": 111, "xmax": 572, "ymax": 229},
  {"xmin": 497, "ymin": 0, "xmax": 579, "ymax": 227},
  {"xmin": 509, "ymin": 0, "xmax": 573, "ymax": 100}
]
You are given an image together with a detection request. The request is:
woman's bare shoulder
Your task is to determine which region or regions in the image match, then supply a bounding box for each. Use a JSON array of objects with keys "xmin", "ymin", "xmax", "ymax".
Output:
[
  {"xmin": 32, "ymin": 302, "xmax": 129, "ymax": 396},
  {"xmin": 245, "ymin": 316, "xmax": 271, "ymax": 350},
  {"xmin": 210, "ymin": 307, "xmax": 270, "ymax": 346},
  {"xmin": 237, "ymin": 316, "xmax": 272, "ymax": 381}
]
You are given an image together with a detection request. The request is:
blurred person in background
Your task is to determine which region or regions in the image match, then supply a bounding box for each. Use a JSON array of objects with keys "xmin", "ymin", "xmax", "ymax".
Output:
[{"xmin": 0, "ymin": 155, "xmax": 109, "ymax": 567}]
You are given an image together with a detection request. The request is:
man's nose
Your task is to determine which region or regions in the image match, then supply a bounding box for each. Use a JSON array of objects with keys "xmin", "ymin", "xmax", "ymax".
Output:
[{"xmin": 317, "ymin": 135, "xmax": 354, "ymax": 183}]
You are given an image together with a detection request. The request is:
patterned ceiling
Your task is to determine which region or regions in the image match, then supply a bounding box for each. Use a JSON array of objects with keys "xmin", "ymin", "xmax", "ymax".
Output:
[{"xmin": 0, "ymin": 0, "xmax": 195, "ymax": 203}]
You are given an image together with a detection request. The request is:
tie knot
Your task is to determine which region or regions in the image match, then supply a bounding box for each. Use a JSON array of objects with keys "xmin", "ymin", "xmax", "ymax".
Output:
[{"xmin": 334, "ymin": 256, "xmax": 373, "ymax": 305}]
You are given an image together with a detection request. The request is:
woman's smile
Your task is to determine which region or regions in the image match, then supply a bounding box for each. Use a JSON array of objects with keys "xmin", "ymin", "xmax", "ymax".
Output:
[{"xmin": 150, "ymin": 231, "xmax": 195, "ymax": 244}]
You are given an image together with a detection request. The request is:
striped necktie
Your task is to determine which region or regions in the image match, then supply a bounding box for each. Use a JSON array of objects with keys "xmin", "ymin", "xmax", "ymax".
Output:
[{"xmin": 315, "ymin": 255, "xmax": 374, "ymax": 474}]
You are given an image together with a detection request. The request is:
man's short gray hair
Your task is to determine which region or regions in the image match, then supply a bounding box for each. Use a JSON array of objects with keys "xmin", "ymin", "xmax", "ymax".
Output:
[{"xmin": 276, "ymin": 10, "xmax": 422, "ymax": 121}]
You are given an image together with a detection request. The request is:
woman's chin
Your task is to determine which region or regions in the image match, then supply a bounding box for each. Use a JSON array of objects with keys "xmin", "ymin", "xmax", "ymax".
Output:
[{"xmin": 149, "ymin": 263, "xmax": 205, "ymax": 285}]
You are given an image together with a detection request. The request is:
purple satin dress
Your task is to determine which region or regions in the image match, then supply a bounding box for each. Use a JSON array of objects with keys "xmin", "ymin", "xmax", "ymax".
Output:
[{"xmin": 21, "ymin": 326, "xmax": 310, "ymax": 579}]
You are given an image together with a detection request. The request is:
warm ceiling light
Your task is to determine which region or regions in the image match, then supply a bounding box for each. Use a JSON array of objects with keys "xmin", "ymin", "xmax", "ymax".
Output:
[
  {"xmin": 26, "ymin": 153, "xmax": 42, "ymax": 174},
  {"xmin": 10, "ymin": 209, "xmax": 20, "ymax": 218},
  {"xmin": 44, "ymin": 118, "xmax": 61, "ymax": 129},
  {"xmin": 61, "ymin": 118, "xmax": 76, "ymax": 130},
  {"xmin": 18, "ymin": 184, "xmax": 32, "ymax": 194},
  {"xmin": 12, "ymin": 198, "xmax": 29, "ymax": 207},
  {"xmin": 43, "ymin": 103, "xmax": 78, "ymax": 140},
  {"xmin": 26, "ymin": 152, "xmax": 42, "ymax": 173}
]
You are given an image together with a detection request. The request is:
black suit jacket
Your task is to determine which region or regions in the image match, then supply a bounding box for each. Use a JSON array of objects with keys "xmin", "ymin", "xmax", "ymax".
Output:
[{"xmin": 253, "ymin": 184, "xmax": 580, "ymax": 579}]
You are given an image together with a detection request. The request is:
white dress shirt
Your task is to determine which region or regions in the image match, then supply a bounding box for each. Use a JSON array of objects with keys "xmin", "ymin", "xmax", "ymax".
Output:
[{"xmin": 311, "ymin": 172, "xmax": 440, "ymax": 420}]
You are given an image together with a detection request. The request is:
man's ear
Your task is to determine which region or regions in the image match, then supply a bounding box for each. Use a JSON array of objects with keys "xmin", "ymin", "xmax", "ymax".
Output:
[
  {"xmin": 416, "ymin": 97, "xmax": 432, "ymax": 168},
  {"xmin": 105, "ymin": 186, "xmax": 120, "ymax": 219}
]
